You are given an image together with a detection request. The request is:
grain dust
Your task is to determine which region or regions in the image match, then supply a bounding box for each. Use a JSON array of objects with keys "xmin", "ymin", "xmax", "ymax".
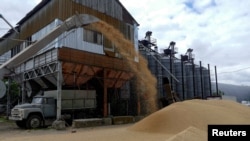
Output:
[{"xmin": 91, "ymin": 21, "xmax": 158, "ymax": 114}]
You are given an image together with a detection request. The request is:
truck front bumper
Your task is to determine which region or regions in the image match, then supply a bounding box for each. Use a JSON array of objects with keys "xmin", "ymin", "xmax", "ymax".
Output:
[{"xmin": 9, "ymin": 116, "xmax": 23, "ymax": 121}]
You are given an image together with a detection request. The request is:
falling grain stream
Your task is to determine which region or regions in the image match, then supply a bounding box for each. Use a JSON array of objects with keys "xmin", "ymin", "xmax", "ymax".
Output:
[{"xmin": 92, "ymin": 21, "xmax": 158, "ymax": 114}]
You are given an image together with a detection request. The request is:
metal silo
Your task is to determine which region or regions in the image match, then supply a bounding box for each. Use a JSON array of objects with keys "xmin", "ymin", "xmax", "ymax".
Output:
[
  {"xmin": 160, "ymin": 56, "xmax": 171, "ymax": 97},
  {"xmin": 194, "ymin": 61, "xmax": 211, "ymax": 99},
  {"xmin": 139, "ymin": 44, "xmax": 163, "ymax": 99},
  {"xmin": 147, "ymin": 53, "xmax": 163, "ymax": 98},
  {"xmin": 202, "ymin": 68, "xmax": 210, "ymax": 98},
  {"xmin": 194, "ymin": 65, "xmax": 202, "ymax": 98},
  {"xmin": 184, "ymin": 63, "xmax": 194, "ymax": 99},
  {"xmin": 174, "ymin": 60, "xmax": 185, "ymax": 100}
]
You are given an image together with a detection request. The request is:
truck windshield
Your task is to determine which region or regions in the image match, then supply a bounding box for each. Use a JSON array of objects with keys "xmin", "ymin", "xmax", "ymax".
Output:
[{"xmin": 32, "ymin": 97, "xmax": 43, "ymax": 104}]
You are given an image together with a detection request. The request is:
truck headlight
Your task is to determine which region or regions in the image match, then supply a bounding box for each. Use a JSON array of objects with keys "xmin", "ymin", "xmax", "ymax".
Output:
[
  {"xmin": 19, "ymin": 109, "xmax": 25, "ymax": 118},
  {"xmin": 11, "ymin": 108, "xmax": 20, "ymax": 115},
  {"xmin": 12, "ymin": 108, "xmax": 25, "ymax": 118}
]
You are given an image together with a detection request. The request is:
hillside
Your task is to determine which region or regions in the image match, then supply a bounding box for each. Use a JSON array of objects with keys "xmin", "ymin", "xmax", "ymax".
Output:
[{"xmin": 212, "ymin": 82, "xmax": 250, "ymax": 102}]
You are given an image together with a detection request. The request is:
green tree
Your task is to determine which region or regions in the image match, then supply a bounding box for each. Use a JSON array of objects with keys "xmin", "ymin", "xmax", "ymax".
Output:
[
  {"xmin": 2, "ymin": 79, "xmax": 20, "ymax": 105},
  {"xmin": 212, "ymin": 90, "xmax": 225, "ymax": 96}
]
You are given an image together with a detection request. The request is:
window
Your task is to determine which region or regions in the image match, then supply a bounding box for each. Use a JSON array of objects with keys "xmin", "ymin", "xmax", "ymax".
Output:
[
  {"xmin": 83, "ymin": 29, "xmax": 102, "ymax": 45},
  {"xmin": 11, "ymin": 36, "xmax": 32, "ymax": 57},
  {"xmin": 11, "ymin": 45, "xmax": 21, "ymax": 57},
  {"xmin": 32, "ymin": 97, "xmax": 43, "ymax": 104},
  {"xmin": 26, "ymin": 36, "xmax": 32, "ymax": 47}
]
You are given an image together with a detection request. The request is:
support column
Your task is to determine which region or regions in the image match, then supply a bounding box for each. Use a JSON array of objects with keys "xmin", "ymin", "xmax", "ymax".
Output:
[
  {"xmin": 6, "ymin": 77, "xmax": 11, "ymax": 116},
  {"xmin": 21, "ymin": 81, "xmax": 25, "ymax": 104},
  {"xmin": 57, "ymin": 61, "xmax": 62, "ymax": 120},
  {"xmin": 103, "ymin": 69, "xmax": 108, "ymax": 117}
]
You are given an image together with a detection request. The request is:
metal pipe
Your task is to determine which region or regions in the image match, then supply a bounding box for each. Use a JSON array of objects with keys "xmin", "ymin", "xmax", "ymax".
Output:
[
  {"xmin": 181, "ymin": 60, "xmax": 185, "ymax": 100},
  {"xmin": 192, "ymin": 60, "xmax": 196, "ymax": 98},
  {"xmin": 170, "ymin": 54, "xmax": 173, "ymax": 90},
  {"xmin": 199, "ymin": 61, "xmax": 204, "ymax": 99},
  {"xmin": 215, "ymin": 66, "xmax": 219, "ymax": 96},
  {"xmin": 56, "ymin": 61, "xmax": 62, "ymax": 120},
  {"xmin": 150, "ymin": 55, "xmax": 179, "ymax": 83},
  {"xmin": 208, "ymin": 64, "xmax": 212, "ymax": 96},
  {"xmin": 0, "ymin": 14, "xmax": 19, "ymax": 34}
]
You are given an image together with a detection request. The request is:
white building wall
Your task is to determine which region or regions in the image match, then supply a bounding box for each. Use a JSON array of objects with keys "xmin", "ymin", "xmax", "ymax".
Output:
[
  {"xmin": 32, "ymin": 19, "xmax": 104, "ymax": 55},
  {"xmin": 58, "ymin": 28, "xmax": 104, "ymax": 55},
  {"xmin": 134, "ymin": 23, "xmax": 139, "ymax": 62}
]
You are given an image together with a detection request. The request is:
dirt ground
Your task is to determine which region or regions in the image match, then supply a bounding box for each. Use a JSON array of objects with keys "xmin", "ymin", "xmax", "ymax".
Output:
[{"xmin": 0, "ymin": 120, "xmax": 172, "ymax": 141}]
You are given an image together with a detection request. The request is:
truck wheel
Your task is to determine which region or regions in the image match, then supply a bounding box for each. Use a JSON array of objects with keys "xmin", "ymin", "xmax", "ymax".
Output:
[
  {"xmin": 16, "ymin": 121, "xmax": 26, "ymax": 129},
  {"xmin": 26, "ymin": 115, "xmax": 42, "ymax": 129}
]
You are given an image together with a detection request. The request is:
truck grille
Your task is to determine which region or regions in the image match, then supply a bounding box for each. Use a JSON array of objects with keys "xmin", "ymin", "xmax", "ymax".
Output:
[{"xmin": 11, "ymin": 109, "xmax": 20, "ymax": 115}]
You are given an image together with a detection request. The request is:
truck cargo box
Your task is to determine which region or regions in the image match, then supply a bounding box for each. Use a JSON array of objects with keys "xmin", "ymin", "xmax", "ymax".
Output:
[{"xmin": 44, "ymin": 90, "xmax": 96, "ymax": 110}]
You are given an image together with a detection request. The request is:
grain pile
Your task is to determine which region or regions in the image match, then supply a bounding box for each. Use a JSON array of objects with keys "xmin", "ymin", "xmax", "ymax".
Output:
[
  {"xmin": 128, "ymin": 99, "xmax": 250, "ymax": 141},
  {"xmin": 2, "ymin": 99, "xmax": 250, "ymax": 141}
]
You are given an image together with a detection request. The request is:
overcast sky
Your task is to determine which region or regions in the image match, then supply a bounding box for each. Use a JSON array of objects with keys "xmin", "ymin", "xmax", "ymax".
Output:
[{"xmin": 1, "ymin": 0, "xmax": 250, "ymax": 86}]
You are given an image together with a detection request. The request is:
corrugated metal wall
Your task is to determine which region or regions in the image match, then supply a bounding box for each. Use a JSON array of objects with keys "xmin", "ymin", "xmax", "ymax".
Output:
[
  {"xmin": 20, "ymin": 0, "xmax": 60, "ymax": 40},
  {"xmin": 0, "ymin": 0, "xmax": 137, "ymax": 57},
  {"xmin": 73, "ymin": 0, "xmax": 123, "ymax": 21}
]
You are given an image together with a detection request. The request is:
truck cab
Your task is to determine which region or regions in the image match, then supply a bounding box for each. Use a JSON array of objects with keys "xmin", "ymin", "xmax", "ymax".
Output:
[
  {"xmin": 9, "ymin": 90, "xmax": 97, "ymax": 129},
  {"xmin": 9, "ymin": 96, "xmax": 56, "ymax": 129}
]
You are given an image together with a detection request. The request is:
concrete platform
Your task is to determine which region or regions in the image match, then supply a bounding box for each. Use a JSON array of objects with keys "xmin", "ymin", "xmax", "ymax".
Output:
[
  {"xmin": 52, "ymin": 120, "xmax": 66, "ymax": 130},
  {"xmin": 103, "ymin": 117, "xmax": 112, "ymax": 125},
  {"xmin": 72, "ymin": 118, "xmax": 103, "ymax": 128},
  {"xmin": 134, "ymin": 116, "xmax": 144, "ymax": 122},
  {"xmin": 71, "ymin": 116, "xmax": 142, "ymax": 128},
  {"xmin": 112, "ymin": 116, "xmax": 134, "ymax": 125}
]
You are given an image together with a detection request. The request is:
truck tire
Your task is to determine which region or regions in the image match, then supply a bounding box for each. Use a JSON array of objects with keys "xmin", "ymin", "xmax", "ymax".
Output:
[
  {"xmin": 16, "ymin": 120, "xmax": 26, "ymax": 129},
  {"xmin": 26, "ymin": 115, "xmax": 42, "ymax": 129}
]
